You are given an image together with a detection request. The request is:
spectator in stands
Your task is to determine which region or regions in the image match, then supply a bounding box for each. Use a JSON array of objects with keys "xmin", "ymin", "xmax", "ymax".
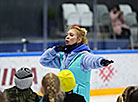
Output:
[
  {"xmin": 110, "ymin": 5, "xmax": 131, "ymax": 39},
  {"xmin": 58, "ymin": 69, "xmax": 86, "ymax": 102},
  {"xmin": 40, "ymin": 72, "xmax": 64, "ymax": 102},
  {"xmin": 3, "ymin": 67, "xmax": 40, "ymax": 102},
  {"xmin": 117, "ymin": 86, "xmax": 138, "ymax": 102},
  {"xmin": 40, "ymin": 25, "xmax": 114, "ymax": 102}
]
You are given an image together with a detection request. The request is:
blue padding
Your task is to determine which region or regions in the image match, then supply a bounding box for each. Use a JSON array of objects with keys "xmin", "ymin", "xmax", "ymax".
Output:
[
  {"xmin": 0, "ymin": 40, "xmax": 129, "ymax": 52},
  {"xmin": 0, "ymin": 41, "xmax": 65, "ymax": 52},
  {"xmin": 0, "ymin": 52, "xmax": 43, "ymax": 57},
  {"xmin": 0, "ymin": 49, "xmax": 138, "ymax": 57}
]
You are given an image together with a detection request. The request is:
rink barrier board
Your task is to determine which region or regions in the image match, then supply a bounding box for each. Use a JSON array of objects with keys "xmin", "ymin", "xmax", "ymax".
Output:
[
  {"xmin": 1, "ymin": 49, "xmax": 138, "ymax": 96},
  {"xmin": 36, "ymin": 87, "xmax": 126, "ymax": 96}
]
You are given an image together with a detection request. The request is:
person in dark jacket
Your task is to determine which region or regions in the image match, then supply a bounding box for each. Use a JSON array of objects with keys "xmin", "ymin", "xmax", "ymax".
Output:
[
  {"xmin": 58, "ymin": 69, "xmax": 86, "ymax": 102},
  {"xmin": 4, "ymin": 67, "xmax": 40, "ymax": 102}
]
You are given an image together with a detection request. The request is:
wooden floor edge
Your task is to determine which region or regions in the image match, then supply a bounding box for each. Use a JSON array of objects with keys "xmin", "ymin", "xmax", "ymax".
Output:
[{"xmin": 90, "ymin": 88, "xmax": 126, "ymax": 96}]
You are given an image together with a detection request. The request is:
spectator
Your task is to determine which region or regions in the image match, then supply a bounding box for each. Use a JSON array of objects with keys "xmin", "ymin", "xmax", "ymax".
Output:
[
  {"xmin": 40, "ymin": 73, "xmax": 64, "ymax": 102},
  {"xmin": 110, "ymin": 5, "xmax": 131, "ymax": 39},
  {"xmin": 3, "ymin": 67, "xmax": 40, "ymax": 102},
  {"xmin": 58, "ymin": 69, "xmax": 86, "ymax": 102},
  {"xmin": 117, "ymin": 86, "xmax": 138, "ymax": 102},
  {"xmin": 40, "ymin": 25, "xmax": 113, "ymax": 102}
]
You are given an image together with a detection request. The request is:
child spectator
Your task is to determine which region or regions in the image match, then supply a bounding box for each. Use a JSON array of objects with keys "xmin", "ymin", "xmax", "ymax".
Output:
[
  {"xmin": 58, "ymin": 69, "xmax": 86, "ymax": 102},
  {"xmin": 40, "ymin": 73, "xmax": 64, "ymax": 102},
  {"xmin": 3, "ymin": 67, "xmax": 40, "ymax": 102}
]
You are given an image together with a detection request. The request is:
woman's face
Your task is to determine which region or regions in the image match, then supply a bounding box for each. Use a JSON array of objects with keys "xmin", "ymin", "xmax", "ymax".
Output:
[{"xmin": 65, "ymin": 29, "xmax": 81, "ymax": 45}]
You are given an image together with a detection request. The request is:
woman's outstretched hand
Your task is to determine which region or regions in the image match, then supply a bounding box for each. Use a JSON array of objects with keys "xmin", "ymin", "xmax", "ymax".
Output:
[{"xmin": 100, "ymin": 59, "xmax": 114, "ymax": 66}]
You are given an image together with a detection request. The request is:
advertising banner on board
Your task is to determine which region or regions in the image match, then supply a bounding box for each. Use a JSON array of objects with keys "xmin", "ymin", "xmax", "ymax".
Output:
[{"xmin": 0, "ymin": 53, "xmax": 138, "ymax": 92}]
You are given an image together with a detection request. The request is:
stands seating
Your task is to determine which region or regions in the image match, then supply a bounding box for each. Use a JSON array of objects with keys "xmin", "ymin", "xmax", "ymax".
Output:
[
  {"xmin": 61, "ymin": 3, "xmax": 79, "ymax": 29},
  {"xmin": 126, "ymin": 13, "xmax": 138, "ymax": 27},
  {"xmin": 97, "ymin": 4, "xmax": 112, "ymax": 37},
  {"xmin": 119, "ymin": 4, "xmax": 133, "ymax": 15},
  {"xmin": 62, "ymin": 3, "xmax": 112, "ymax": 38},
  {"xmin": 97, "ymin": 4, "xmax": 109, "ymax": 23},
  {"xmin": 80, "ymin": 11, "xmax": 93, "ymax": 27},
  {"xmin": 76, "ymin": 3, "xmax": 90, "ymax": 16},
  {"xmin": 62, "ymin": 3, "xmax": 93, "ymax": 29},
  {"xmin": 76, "ymin": 3, "xmax": 93, "ymax": 30},
  {"xmin": 62, "ymin": 3, "xmax": 77, "ymax": 21},
  {"xmin": 126, "ymin": 13, "xmax": 138, "ymax": 43},
  {"xmin": 66, "ymin": 12, "xmax": 80, "ymax": 26}
]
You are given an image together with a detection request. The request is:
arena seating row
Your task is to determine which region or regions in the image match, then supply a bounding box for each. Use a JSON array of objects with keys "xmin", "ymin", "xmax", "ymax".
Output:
[
  {"xmin": 62, "ymin": 3, "xmax": 93, "ymax": 29},
  {"xmin": 61, "ymin": 3, "xmax": 138, "ymax": 48}
]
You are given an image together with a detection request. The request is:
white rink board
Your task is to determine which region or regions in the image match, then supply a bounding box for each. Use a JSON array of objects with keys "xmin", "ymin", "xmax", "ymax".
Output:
[
  {"xmin": 91, "ymin": 53, "xmax": 138, "ymax": 89},
  {"xmin": 0, "ymin": 51, "xmax": 138, "ymax": 92}
]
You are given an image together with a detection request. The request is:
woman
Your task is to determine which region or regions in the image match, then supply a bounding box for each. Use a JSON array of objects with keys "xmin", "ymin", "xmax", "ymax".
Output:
[
  {"xmin": 40, "ymin": 73, "xmax": 64, "ymax": 102},
  {"xmin": 110, "ymin": 5, "xmax": 130, "ymax": 39},
  {"xmin": 40, "ymin": 26, "xmax": 113, "ymax": 102}
]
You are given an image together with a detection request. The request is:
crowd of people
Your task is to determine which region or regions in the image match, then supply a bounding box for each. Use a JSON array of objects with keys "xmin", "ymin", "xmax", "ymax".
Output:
[
  {"xmin": 0, "ymin": 25, "xmax": 137, "ymax": 102},
  {"xmin": 1, "ymin": 67, "xmax": 138, "ymax": 102}
]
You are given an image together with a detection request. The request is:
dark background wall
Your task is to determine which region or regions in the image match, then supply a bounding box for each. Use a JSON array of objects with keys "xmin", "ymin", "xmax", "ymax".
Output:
[{"xmin": 0, "ymin": 0, "xmax": 43, "ymax": 39}]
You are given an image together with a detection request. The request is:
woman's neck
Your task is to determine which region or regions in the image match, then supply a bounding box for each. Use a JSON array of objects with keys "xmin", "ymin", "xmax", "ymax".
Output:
[{"xmin": 65, "ymin": 43, "xmax": 82, "ymax": 53}]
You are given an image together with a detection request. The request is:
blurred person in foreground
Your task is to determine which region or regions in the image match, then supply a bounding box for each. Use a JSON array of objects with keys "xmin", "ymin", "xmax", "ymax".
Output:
[
  {"xmin": 3, "ymin": 67, "xmax": 40, "ymax": 102},
  {"xmin": 58, "ymin": 69, "xmax": 86, "ymax": 102},
  {"xmin": 117, "ymin": 86, "xmax": 138, "ymax": 102},
  {"xmin": 110, "ymin": 5, "xmax": 131, "ymax": 39},
  {"xmin": 40, "ymin": 25, "xmax": 114, "ymax": 102},
  {"xmin": 40, "ymin": 73, "xmax": 64, "ymax": 102}
]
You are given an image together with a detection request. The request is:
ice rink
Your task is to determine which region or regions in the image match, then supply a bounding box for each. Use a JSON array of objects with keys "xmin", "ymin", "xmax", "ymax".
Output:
[{"xmin": 90, "ymin": 94, "xmax": 119, "ymax": 102}]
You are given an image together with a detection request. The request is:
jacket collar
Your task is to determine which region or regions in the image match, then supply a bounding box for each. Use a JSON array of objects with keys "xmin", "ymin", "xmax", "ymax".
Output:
[{"xmin": 72, "ymin": 44, "xmax": 91, "ymax": 52}]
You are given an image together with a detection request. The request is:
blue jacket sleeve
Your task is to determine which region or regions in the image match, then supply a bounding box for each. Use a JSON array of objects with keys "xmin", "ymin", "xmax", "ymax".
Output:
[
  {"xmin": 39, "ymin": 47, "xmax": 61, "ymax": 69},
  {"xmin": 81, "ymin": 52, "xmax": 105, "ymax": 72}
]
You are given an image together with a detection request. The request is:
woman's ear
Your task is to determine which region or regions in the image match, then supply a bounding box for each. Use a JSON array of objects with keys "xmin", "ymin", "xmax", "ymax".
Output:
[{"xmin": 77, "ymin": 38, "xmax": 82, "ymax": 43}]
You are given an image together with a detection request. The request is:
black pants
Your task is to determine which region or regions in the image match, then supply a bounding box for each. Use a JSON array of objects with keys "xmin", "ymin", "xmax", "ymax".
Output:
[{"xmin": 116, "ymin": 28, "xmax": 131, "ymax": 39}]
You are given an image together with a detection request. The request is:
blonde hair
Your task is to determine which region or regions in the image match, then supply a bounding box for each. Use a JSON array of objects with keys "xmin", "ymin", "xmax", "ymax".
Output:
[
  {"xmin": 67, "ymin": 26, "xmax": 88, "ymax": 44},
  {"xmin": 42, "ymin": 73, "xmax": 61, "ymax": 102}
]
